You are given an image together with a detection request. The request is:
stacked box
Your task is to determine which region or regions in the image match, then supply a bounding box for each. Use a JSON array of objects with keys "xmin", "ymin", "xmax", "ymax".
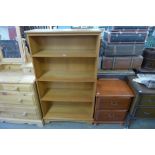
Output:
[{"xmin": 101, "ymin": 27, "xmax": 149, "ymax": 70}]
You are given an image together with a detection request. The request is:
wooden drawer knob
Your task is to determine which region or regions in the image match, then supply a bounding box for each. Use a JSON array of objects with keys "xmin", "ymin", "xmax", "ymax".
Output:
[
  {"xmin": 22, "ymin": 112, "xmax": 27, "ymax": 116},
  {"xmin": 18, "ymin": 99, "xmax": 23, "ymax": 103},
  {"xmin": 12, "ymin": 87, "xmax": 19, "ymax": 91}
]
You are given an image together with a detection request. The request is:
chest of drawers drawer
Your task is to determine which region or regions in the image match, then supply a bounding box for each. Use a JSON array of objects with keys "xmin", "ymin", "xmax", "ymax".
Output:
[
  {"xmin": 0, "ymin": 99, "xmax": 35, "ymax": 105},
  {"xmin": 0, "ymin": 92, "xmax": 35, "ymax": 103},
  {"xmin": 0, "ymin": 83, "xmax": 33, "ymax": 92},
  {"xmin": 134, "ymin": 107, "xmax": 155, "ymax": 118},
  {"xmin": 0, "ymin": 73, "xmax": 42, "ymax": 125},
  {"xmin": 94, "ymin": 110, "xmax": 127, "ymax": 122},
  {"xmin": 0, "ymin": 104, "xmax": 37, "ymax": 113},
  {"xmin": 139, "ymin": 96, "xmax": 155, "ymax": 107},
  {"xmin": 96, "ymin": 97, "xmax": 131, "ymax": 110},
  {"xmin": 0, "ymin": 111, "xmax": 40, "ymax": 120}
]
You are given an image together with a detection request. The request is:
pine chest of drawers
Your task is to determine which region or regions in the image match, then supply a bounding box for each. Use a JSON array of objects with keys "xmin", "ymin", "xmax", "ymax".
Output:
[
  {"xmin": 0, "ymin": 72, "xmax": 43, "ymax": 126},
  {"xmin": 94, "ymin": 79, "xmax": 134, "ymax": 123},
  {"xmin": 126, "ymin": 76, "xmax": 155, "ymax": 127}
]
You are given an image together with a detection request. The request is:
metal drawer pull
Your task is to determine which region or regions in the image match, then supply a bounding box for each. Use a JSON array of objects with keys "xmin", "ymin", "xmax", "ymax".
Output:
[{"xmin": 144, "ymin": 112, "xmax": 151, "ymax": 115}]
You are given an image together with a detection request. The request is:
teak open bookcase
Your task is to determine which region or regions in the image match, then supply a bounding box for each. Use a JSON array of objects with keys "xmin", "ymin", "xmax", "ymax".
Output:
[{"xmin": 26, "ymin": 29, "xmax": 101, "ymax": 123}]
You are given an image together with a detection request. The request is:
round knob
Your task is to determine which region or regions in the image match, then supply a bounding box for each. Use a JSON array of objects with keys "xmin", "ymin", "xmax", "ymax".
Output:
[{"xmin": 22, "ymin": 112, "xmax": 27, "ymax": 116}]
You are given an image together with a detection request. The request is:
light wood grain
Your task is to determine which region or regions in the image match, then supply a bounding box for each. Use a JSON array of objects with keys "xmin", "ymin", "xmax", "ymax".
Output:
[
  {"xmin": 44, "ymin": 102, "xmax": 92, "ymax": 121},
  {"xmin": 32, "ymin": 49, "xmax": 96, "ymax": 57},
  {"xmin": 27, "ymin": 30, "xmax": 101, "ymax": 122},
  {"xmin": 38, "ymin": 70, "xmax": 95, "ymax": 82},
  {"xmin": 41, "ymin": 88, "xmax": 93, "ymax": 102},
  {"xmin": 0, "ymin": 118, "xmax": 43, "ymax": 127},
  {"xmin": 96, "ymin": 79, "xmax": 134, "ymax": 97}
]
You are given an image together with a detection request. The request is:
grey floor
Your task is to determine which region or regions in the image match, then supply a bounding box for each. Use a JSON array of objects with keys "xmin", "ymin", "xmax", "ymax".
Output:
[{"xmin": 0, "ymin": 118, "xmax": 155, "ymax": 129}]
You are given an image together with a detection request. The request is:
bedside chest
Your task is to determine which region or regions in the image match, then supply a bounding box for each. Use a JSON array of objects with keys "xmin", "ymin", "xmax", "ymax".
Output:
[
  {"xmin": 126, "ymin": 76, "xmax": 155, "ymax": 127},
  {"xmin": 94, "ymin": 79, "xmax": 134, "ymax": 123}
]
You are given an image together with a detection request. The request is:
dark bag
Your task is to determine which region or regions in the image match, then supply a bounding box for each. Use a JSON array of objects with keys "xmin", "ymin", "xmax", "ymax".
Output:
[
  {"xmin": 143, "ymin": 48, "xmax": 155, "ymax": 59},
  {"xmin": 142, "ymin": 48, "xmax": 155, "ymax": 69}
]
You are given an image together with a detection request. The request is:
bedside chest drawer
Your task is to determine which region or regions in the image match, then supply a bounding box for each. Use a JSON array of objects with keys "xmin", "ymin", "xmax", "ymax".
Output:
[
  {"xmin": 139, "ymin": 96, "xmax": 155, "ymax": 106},
  {"xmin": 0, "ymin": 84, "xmax": 33, "ymax": 92},
  {"xmin": 135, "ymin": 107, "xmax": 155, "ymax": 118},
  {"xmin": 96, "ymin": 97, "xmax": 131, "ymax": 110},
  {"xmin": 94, "ymin": 110, "xmax": 127, "ymax": 122}
]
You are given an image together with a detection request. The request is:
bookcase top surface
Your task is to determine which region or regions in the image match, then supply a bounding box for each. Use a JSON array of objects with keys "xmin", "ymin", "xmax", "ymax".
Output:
[{"xmin": 25, "ymin": 29, "xmax": 101, "ymax": 35}]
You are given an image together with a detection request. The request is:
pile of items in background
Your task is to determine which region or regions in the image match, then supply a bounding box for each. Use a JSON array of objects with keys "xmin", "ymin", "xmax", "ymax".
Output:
[{"xmin": 98, "ymin": 26, "xmax": 155, "ymax": 80}]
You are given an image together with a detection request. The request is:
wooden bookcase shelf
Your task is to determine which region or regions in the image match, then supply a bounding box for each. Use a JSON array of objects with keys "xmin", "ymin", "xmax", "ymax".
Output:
[
  {"xmin": 37, "ymin": 71, "xmax": 95, "ymax": 82},
  {"xmin": 32, "ymin": 49, "xmax": 96, "ymax": 58},
  {"xmin": 41, "ymin": 88, "xmax": 93, "ymax": 102},
  {"xmin": 27, "ymin": 29, "xmax": 101, "ymax": 123},
  {"xmin": 44, "ymin": 102, "xmax": 92, "ymax": 121}
]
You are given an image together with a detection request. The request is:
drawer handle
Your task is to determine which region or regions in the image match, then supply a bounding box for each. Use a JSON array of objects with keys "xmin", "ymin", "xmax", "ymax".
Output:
[
  {"xmin": 18, "ymin": 99, "xmax": 23, "ymax": 103},
  {"xmin": 4, "ymin": 87, "xmax": 19, "ymax": 91},
  {"xmin": 108, "ymin": 113, "xmax": 113, "ymax": 118},
  {"xmin": 11, "ymin": 87, "xmax": 19, "ymax": 91},
  {"xmin": 2, "ymin": 92, "xmax": 8, "ymax": 95},
  {"xmin": 111, "ymin": 102, "xmax": 118, "ymax": 106},
  {"xmin": 22, "ymin": 112, "xmax": 27, "ymax": 116},
  {"xmin": 96, "ymin": 92, "xmax": 100, "ymax": 95},
  {"xmin": 144, "ymin": 112, "xmax": 151, "ymax": 115}
]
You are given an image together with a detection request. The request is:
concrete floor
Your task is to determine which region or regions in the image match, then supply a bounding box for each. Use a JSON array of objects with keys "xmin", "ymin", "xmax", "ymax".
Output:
[{"xmin": 0, "ymin": 118, "xmax": 155, "ymax": 129}]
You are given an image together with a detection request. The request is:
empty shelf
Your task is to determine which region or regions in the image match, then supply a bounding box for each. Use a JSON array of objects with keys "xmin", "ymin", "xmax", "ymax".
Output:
[
  {"xmin": 38, "ymin": 71, "xmax": 95, "ymax": 82},
  {"xmin": 32, "ymin": 49, "xmax": 96, "ymax": 57},
  {"xmin": 44, "ymin": 102, "xmax": 92, "ymax": 121},
  {"xmin": 41, "ymin": 88, "xmax": 93, "ymax": 102}
]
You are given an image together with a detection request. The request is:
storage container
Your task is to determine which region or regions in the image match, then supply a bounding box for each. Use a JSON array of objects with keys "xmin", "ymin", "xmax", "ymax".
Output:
[{"xmin": 102, "ymin": 55, "xmax": 143, "ymax": 70}]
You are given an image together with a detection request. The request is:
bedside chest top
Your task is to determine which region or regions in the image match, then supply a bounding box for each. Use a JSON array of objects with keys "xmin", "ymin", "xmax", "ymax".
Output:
[
  {"xmin": 128, "ymin": 76, "xmax": 155, "ymax": 95},
  {"xmin": 96, "ymin": 78, "xmax": 134, "ymax": 97}
]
